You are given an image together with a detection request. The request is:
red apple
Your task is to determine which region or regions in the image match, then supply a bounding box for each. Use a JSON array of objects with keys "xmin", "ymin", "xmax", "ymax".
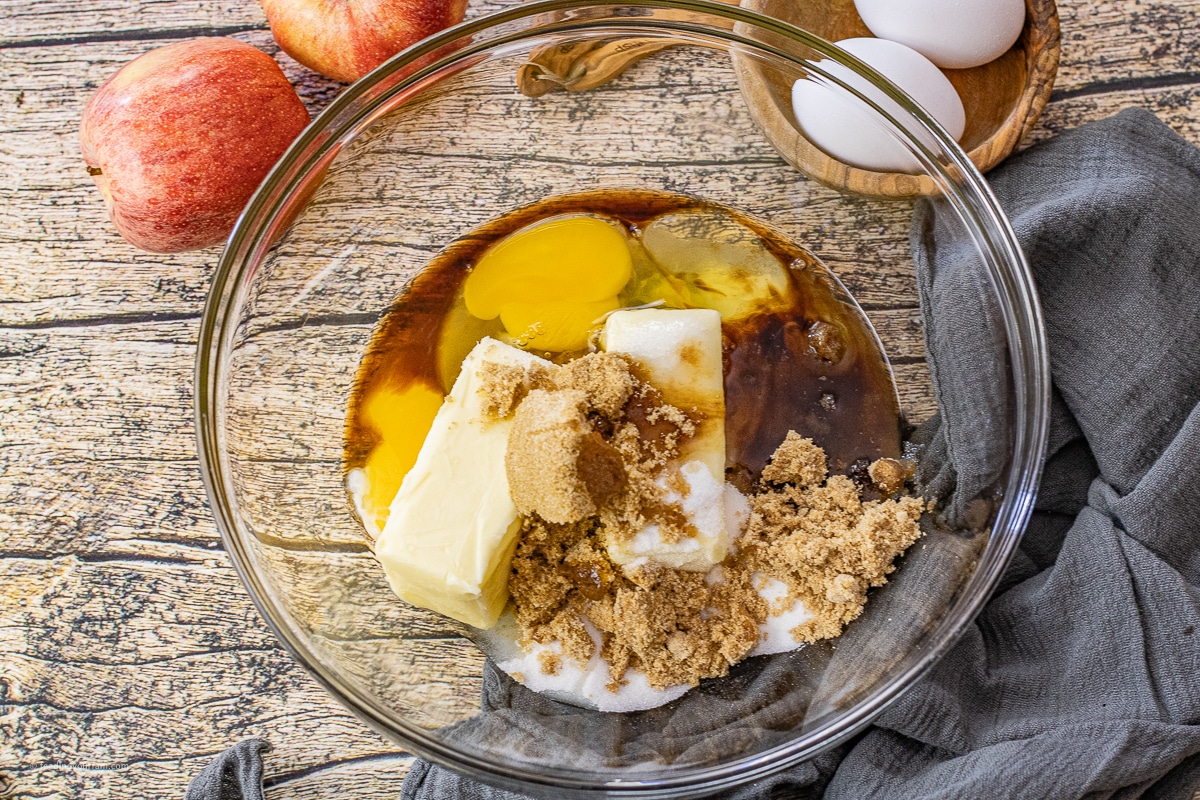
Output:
[
  {"xmin": 79, "ymin": 38, "xmax": 310, "ymax": 253},
  {"xmin": 260, "ymin": 0, "xmax": 468, "ymax": 84}
]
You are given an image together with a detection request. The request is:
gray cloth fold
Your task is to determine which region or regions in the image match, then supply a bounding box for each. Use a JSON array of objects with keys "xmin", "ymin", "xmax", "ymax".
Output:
[
  {"xmin": 184, "ymin": 739, "xmax": 269, "ymax": 800},
  {"xmin": 189, "ymin": 108, "xmax": 1200, "ymax": 799},
  {"xmin": 825, "ymin": 106, "xmax": 1200, "ymax": 800}
]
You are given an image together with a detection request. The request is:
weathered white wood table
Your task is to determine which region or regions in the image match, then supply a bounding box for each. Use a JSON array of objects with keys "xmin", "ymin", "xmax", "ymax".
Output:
[{"xmin": 3, "ymin": 0, "xmax": 1200, "ymax": 796}]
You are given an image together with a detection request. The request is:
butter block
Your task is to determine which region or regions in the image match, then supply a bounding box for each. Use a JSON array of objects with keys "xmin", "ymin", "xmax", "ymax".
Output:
[
  {"xmin": 602, "ymin": 309, "xmax": 730, "ymax": 571},
  {"xmin": 603, "ymin": 308, "xmax": 725, "ymax": 481},
  {"xmin": 374, "ymin": 338, "xmax": 552, "ymax": 629}
]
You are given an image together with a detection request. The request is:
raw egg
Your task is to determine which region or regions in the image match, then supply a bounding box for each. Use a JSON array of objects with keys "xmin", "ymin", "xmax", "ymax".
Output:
[
  {"xmin": 464, "ymin": 214, "xmax": 632, "ymax": 351},
  {"xmin": 357, "ymin": 382, "xmax": 444, "ymax": 531},
  {"xmin": 854, "ymin": 0, "xmax": 1026, "ymax": 70},
  {"xmin": 791, "ymin": 37, "xmax": 966, "ymax": 174}
]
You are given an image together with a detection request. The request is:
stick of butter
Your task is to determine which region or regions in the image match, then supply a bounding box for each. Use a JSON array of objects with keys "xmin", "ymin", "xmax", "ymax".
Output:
[
  {"xmin": 602, "ymin": 308, "xmax": 730, "ymax": 571},
  {"xmin": 374, "ymin": 338, "xmax": 552, "ymax": 629}
]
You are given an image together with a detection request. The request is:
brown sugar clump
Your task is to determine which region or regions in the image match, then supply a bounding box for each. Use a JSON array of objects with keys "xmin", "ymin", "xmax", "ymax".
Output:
[
  {"xmin": 508, "ymin": 516, "xmax": 585, "ymax": 632},
  {"xmin": 868, "ymin": 457, "xmax": 909, "ymax": 495},
  {"xmin": 556, "ymin": 352, "xmax": 637, "ymax": 419},
  {"xmin": 825, "ymin": 573, "xmax": 863, "ymax": 604},
  {"xmin": 478, "ymin": 361, "xmax": 530, "ymax": 418},
  {"xmin": 561, "ymin": 537, "xmax": 615, "ymax": 600},
  {"xmin": 539, "ymin": 608, "xmax": 596, "ymax": 666},
  {"xmin": 512, "ymin": 550, "xmax": 768, "ymax": 692},
  {"xmin": 538, "ymin": 650, "xmax": 563, "ymax": 676},
  {"xmin": 478, "ymin": 359, "xmax": 556, "ymax": 419},
  {"xmin": 584, "ymin": 566, "xmax": 762, "ymax": 690},
  {"xmin": 504, "ymin": 353, "xmax": 699, "ymax": 550},
  {"xmin": 506, "ymin": 389, "xmax": 627, "ymax": 524},
  {"xmin": 761, "ymin": 431, "xmax": 827, "ymax": 486}
]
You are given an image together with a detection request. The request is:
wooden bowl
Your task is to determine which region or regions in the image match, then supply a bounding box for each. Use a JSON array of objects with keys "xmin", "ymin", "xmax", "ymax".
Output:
[{"xmin": 734, "ymin": 0, "xmax": 1060, "ymax": 198}]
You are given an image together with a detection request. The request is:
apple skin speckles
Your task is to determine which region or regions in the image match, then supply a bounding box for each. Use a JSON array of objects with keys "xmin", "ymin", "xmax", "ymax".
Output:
[
  {"xmin": 79, "ymin": 38, "xmax": 310, "ymax": 253},
  {"xmin": 260, "ymin": 0, "xmax": 469, "ymax": 84}
]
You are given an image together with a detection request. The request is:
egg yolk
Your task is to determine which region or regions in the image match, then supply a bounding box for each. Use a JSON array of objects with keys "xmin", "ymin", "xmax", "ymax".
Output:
[
  {"xmin": 463, "ymin": 215, "xmax": 632, "ymax": 351},
  {"xmin": 359, "ymin": 382, "xmax": 444, "ymax": 531},
  {"xmin": 499, "ymin": 297, "xmax": 620, "ymax": 352}
]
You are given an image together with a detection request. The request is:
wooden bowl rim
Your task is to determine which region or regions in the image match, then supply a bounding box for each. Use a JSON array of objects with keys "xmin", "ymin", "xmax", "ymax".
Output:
[{"xmin": 734, "ymin": 0, "xmax": 1061, "ymax": 199}]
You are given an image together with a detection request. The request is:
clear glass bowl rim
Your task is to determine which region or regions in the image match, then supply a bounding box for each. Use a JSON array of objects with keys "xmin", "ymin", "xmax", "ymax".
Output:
[{"xmin": 196, "ymin": 1, "xmax": 1052, "ymax": 795}]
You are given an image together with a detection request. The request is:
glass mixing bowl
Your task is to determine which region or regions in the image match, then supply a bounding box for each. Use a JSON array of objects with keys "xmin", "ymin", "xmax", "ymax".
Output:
[{"xmin": 196, "ymin": 1, "xmax": 1050, "ymax": 795}]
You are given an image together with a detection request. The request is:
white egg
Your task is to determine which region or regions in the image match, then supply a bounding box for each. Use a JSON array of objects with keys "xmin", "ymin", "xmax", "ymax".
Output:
[
  {"xmin": 791, "ymin": 37, "xmax": 966, "ymax": 174},
  {"xmin": 855, "ymin": 0, "xmax": 1026, "ymax": 69}
]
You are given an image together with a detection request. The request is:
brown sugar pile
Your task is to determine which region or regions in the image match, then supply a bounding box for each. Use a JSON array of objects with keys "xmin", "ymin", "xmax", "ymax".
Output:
[
  {"xmin": 506, "ymin": 514, "xmax": 768, "ymax": 692},
  {"xmin": 737, "ymin": 432, "xmax": 924, "ymax": 643},
  {"xmin": 481, "ymin": 357, "xmax": 925, "ymax": 693}
]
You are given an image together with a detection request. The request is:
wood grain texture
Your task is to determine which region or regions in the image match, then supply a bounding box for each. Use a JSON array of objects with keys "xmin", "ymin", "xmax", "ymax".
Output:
[
  {"xmin": 5, "ymin": 0, "xmax": 1200, "ymax": 797},
  {"xmin": 1053, "ymin": 1, "xmax": 1200, "ymax": 92},
  {"xmin": 0, "ymin": 0, "xmax": 515, "ymax": 46}
]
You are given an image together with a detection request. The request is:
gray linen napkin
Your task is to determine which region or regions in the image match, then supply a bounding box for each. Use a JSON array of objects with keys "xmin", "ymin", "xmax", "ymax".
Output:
[
  {"xmin": 184, "ymin": 739, "xmax": 268, "ymax": 800},
  {"xmin": 824, "ymin": 106, "xmax": 1200, "ymax": 800},
  {"xmin": 188, "ymin": 107, "xmax": 1200, "ymax": 799}
]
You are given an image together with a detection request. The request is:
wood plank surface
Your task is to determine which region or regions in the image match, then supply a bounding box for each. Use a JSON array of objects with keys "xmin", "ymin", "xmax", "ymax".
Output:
[{"xmin": 4, "ymin": 0, "xmax": 1200, "ymax": 798}]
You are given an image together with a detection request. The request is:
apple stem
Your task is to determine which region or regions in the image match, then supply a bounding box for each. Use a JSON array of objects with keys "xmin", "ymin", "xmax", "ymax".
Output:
[{"xmin": 87, "ymin": 166, "xmax": 102, "ymax": 176}]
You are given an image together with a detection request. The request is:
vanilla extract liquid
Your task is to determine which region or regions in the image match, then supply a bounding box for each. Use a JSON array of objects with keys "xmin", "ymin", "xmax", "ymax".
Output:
[{"xmin": 345, "ymin": 189, "xmax": 902, "ymax": 511}]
